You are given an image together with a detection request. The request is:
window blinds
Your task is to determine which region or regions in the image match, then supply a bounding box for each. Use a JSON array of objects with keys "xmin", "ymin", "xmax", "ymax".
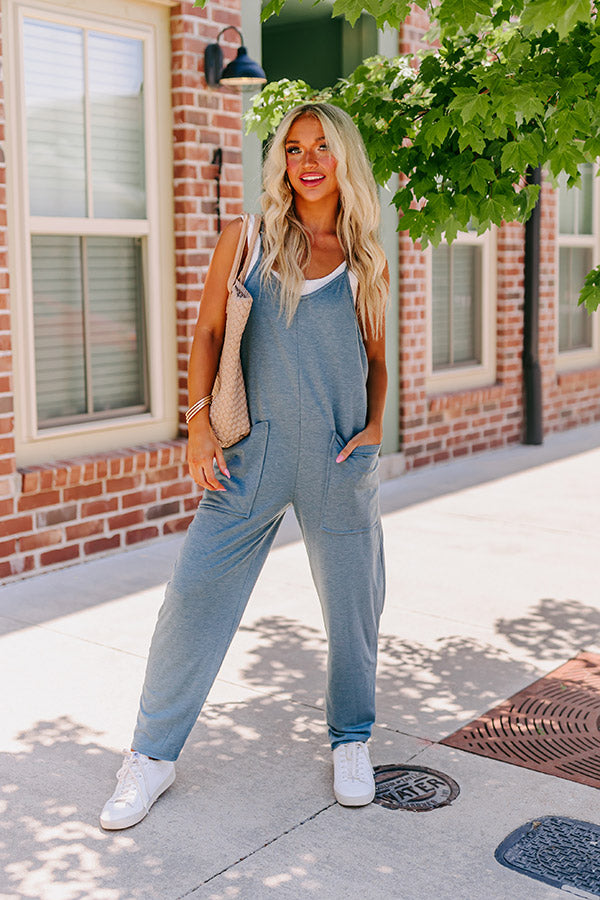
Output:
[{"xmin": 23, "ymin": 17, "xmax": 148, "ymax": 427}]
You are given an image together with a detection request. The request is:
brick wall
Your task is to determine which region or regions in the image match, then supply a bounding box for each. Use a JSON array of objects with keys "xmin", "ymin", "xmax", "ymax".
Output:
[
  {"xmin": 2, "ymin": 2, "xmax": 599, "ymax": 580},
  {"xmin": 540, "ymin": 180, "xmax": 600, "ymax": 432},
  {"xmin": 0, "ymin": 0, "xmax": 244, "ymax": 582},
  {"xmin": 172, "ymin": 0, "xmax": 244, "ymax": 426},
  {"xmin": 0, "ymin": 7, "xmax": 17, "ymax": 543},
  {"xmin": 397, "ymin": 13, "xmax": 600, "ymax": 470}
]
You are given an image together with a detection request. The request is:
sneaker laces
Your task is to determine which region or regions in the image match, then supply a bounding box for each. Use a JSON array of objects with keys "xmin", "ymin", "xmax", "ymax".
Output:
[
  {"xmin": 113, "ymin": 750, "xmax": 150, "ymax": 810},
  {"xmin": 341, "ymin": 742, "xmax": 371, "ymax": 783}
]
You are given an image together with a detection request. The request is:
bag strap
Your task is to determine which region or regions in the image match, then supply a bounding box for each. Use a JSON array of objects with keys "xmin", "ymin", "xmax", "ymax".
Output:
[
  {"xmin": 226, "ymin": 214, "xmax": 250, "ymax": 293},
  {"xmin": 238, "ymin": 215, "xmax": 262, "ymax": 284}
]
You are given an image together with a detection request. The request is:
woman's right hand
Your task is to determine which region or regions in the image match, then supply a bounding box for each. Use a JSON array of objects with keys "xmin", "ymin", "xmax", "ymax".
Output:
[{"xmin": 187, "ymin": 419, "xmax": 230, "ymax": 491}]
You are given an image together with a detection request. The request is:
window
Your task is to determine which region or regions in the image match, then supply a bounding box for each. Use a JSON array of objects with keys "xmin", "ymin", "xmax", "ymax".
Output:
[
  {"xmin": 557, "ymin": 164, "xmax": 599, "ymax": 364},
  {"xmin": 427, "ymin": 229, "xmax": 496, "ymax": 392},
  {"xmin": 7, "ymin": 0, "xmax": 177, "ymax": 464},
  {"xmin": 431, "ymin": 243, "xmax": 481, "ymax": 369}
]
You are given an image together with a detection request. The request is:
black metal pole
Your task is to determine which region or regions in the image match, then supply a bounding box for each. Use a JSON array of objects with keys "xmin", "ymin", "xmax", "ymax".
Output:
[
  {"xmin": 523, "ymin": 165, "xmax": 543, "ymax": 444},
  {"xmin": 212, "ymin": 147, "xmax": 223, "ymax": 234}
]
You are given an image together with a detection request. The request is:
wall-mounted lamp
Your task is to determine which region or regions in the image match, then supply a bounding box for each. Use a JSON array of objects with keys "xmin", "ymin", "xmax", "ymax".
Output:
[{"xmin": 204, "ymin": 26, "xmax": 266, "ymax": 87}]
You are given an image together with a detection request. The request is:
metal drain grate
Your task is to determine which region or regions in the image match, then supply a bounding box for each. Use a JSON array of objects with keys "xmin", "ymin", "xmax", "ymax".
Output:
[
  {"xmin": 495, "ymin": 816, "xmax": 600, "ymax": 897},
  {"xmin": 441, "ymin": 652, "xmax": 600, "ymax": 788},
  {"xmin": 373, "ymin": 764, "xmax": 459, "ymax": 811}
]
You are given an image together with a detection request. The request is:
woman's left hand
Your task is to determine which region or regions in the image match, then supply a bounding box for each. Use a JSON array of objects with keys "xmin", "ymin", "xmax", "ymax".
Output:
[{"xmin": 336, "ymin": 425, "xmax": 383, "ymax": 463}]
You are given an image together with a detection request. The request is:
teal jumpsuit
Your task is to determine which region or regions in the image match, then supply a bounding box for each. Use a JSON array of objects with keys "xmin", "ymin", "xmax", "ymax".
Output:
[{"xmin": 133, "ymin": 239, "xmax": 386, "ymax": 761}]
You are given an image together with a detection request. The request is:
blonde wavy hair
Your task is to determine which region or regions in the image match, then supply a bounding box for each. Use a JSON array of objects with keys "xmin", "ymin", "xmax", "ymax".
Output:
[{"xmin": 260, "ymin": 102, "xmax": 388, "ymax": 339}]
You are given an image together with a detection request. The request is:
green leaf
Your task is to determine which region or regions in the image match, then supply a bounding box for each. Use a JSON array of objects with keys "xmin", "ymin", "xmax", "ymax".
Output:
[
  {"xmin": 437, "ymin": 0, "xmax": 492, "ymax": 32},
  {"xmin": 331, "ymin": 0, "xmax": 411, "ymax": 29},
  {"xmin": 467, "ymin": 158, "xmax": 496, "ymax": 193},
  {"xmin": 245, "ymin": 78, "xmax": 315, "ymax": 140},
  {"xmin": 480, "ymin": 196, "xmax": 505, "ymax": 223},
  {"xmin": 521, "ymin": 0, "xmax": 591, "ymax": 38},
  {"xmin": 579, "ymin": 265, "xmax": 600, "ymax": 313},
  {"xmin": 458, "ymin": 124, "xmax": 485, "ymax": 154},
  {"xmin": 420, "ymin": 110, "xmax": 452, "ymax": 151},
  {"xmin": 500, "ymin": 133, "xmax": 543, "ymax": 172},
  {"xmin": 260, "ymin": 0, "xmax": 288, "ymax": 21},
  {"xmin": 449, "ymin": 90, "xmax": 490, "ymax": 125}
]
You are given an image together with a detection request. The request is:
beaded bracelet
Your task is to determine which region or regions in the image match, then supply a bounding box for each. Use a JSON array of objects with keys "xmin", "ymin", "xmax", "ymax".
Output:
[{"xmin": 185, "ymin": 394, "xmax": 212, "ymax": 424}]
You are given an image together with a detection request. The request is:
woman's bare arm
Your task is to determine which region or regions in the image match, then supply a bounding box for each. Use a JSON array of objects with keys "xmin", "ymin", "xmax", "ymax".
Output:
[{"xmin": 187, "ymin": 217, "xmax": 244, "ymax": 490}]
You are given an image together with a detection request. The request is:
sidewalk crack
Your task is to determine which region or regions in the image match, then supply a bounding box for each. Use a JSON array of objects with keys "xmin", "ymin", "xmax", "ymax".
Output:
[{"xmin": 176, "ymin": 802, "xmax": 336, "ymax": 898}]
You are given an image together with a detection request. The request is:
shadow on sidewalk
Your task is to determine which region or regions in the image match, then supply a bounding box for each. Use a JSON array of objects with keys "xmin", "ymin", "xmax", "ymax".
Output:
[{"xmin": 4, "ymin": 596, "xmax": 598, "ymax": 899}]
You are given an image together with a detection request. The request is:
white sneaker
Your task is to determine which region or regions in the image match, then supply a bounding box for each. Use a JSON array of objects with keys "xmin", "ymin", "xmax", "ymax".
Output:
[
  {"xmin": 100, "ymin": 750, "xmax": 176, "ymax": 830},
  {"xmin": 332, "ymin": 741, "xmax": 376, "ymax": 807}
]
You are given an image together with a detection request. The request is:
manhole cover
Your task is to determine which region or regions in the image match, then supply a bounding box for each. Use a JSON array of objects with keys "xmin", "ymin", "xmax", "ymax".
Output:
[
  {"xmin": 441, "ymin": 652, "xmax": 600, "ymax": 788},
  {"xmin": 495, "ymin": 816, "xmax": 600, "ymax": 897},
  {"xmin": 373, "ymin": 764, "xmax": 459, "ymax": 811}
]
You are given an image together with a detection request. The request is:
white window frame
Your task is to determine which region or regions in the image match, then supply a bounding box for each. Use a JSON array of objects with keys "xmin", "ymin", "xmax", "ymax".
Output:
[
  {"xmin": 5, "ymin": 0, "xmax": 178, "ymax": 465},
  {"xmin": 555, "ymin": 165, "xmax": 600, "ymax": 372},
  {"xmin": 426, "ymin": 228, "xmax": 497, "ymax": 394}
]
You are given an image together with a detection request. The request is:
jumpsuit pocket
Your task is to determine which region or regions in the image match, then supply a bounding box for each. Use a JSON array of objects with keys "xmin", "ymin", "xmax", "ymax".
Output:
[
  {"xmin": 320, "ymin": 431, "xmax": 380, "ymax": 534},
  {"xmin": 199, "ymin": 420, "xmax": 269, "ymax": 519}
]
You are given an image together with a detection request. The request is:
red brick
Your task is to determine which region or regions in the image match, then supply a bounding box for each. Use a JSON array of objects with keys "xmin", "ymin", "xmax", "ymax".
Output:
[
  {"xmin": 63, "ymin": 482, "xmax": 103, "ymax": 502},
  {"xmin": 106, "ymin": 476, "xmax": 141, "ymax": 493},
  {"xmin": 0, "ymin": 437, "xmax": 14, "ymax": 455},
  {"xmin": 145, "ymin": 465, "xmax": 181, "ymax": 484},
  {"xmin": 122, "ymin": 457, "xmax": 134, "ymax": 475},
  {"xmin": 66, "ymin": 465, "xmax": 83, "ymax": 486},
  {"xmin": 160, "ymin": 481, "xmax": 193, "ymax": 500},
  {"xmin": 0, "ymin": 537, "xmax": 16, "ymax": 557},
  {"xmin": 19, "ymin": 529, "xmax": 63, "ymax": 551},
  {"xmin": 81, "ymin": 498, "xmax": 118, "ymax": 517},
  {"xmin": 84, "ymin": 535, "xmax": 121, "ymax": 555},
  {"xmin": 126, "ymin": 526, "xmax": 159, "ymax": 545},
  {"xmin": 17, "ymin": 491, "xmax": 60, "ymax": 511},
  {"xmin": 37, "ymin": 504, "xmax": 77, "ymax": 527},
  {"xmin": 2, "ymin": 514, "xmax": 34, "ymax": 536},
  {"xmin": 66, "ymin": 520, "xmax": 104, "ymax": 540},
  {"xmin": 40, "ymin": 544, "xmax": 80, "ymax": 566},
  {"xmin": 121, "ymin": 488, "xmax": 158, "ymax": 509},
  {"xmin": 53, "ymin": 468, "xmax": 68, "ymax": 487},
  {"xmin": 96, "ymin": 460, "xmax": 108, "ymax": 478},
  {"xmin": 0, "ymin": 555, "xmax": 34, "ymax": 579},
  {"xmin": 146, "ymin": 500, "xmax": 180, "ymax": 520},
  {"xmin": 21, "ymin": 470, "xmax": 40, "ymax": 493},
  {"xmin": 108, "ymin": 510, "xmax": 145, "ymax": 530},
  {"xmin": 39, "ymin": 469, "xmax": 54, "ymax": 490},
  {"xmin": 163, "ymin": 515, "xmax": 193, "ymax": 534}
]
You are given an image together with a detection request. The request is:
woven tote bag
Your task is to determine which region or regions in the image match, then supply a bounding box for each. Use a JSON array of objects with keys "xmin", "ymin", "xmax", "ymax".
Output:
[{"xmin": 209, "ymin": 214, "xmax": 262, "ymax": 448}]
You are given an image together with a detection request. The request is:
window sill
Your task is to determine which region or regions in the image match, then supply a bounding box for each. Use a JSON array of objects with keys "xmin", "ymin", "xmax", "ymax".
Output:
[
  {"xmin": 555, "ymin": 349, "xmax": 600, "ymax": 374},
  {"xmin": 427, "ymin": 382, "xmax": 509, "ymax": 413},
  {"xmin": 18, "ymin": 437, "xmax": 188, "ymax": 494},
  {"xmin": 426, "ymin": 365, "xmax": 497, "ymax": 396},
  {"xmin": 556, "ymin": 366, "xmax": 600, "ymax": 389},
  {"xmin": 16, "ymin": 411, "xmax": 180, "ymax": 467}
]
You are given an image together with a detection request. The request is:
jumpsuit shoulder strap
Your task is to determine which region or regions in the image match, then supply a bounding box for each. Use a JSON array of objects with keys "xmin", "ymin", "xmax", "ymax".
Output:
[
  {"xmin": 226, "ymin": 214, "xmax": 251, "ymax": 293},
  {"xmin": 238, "ymin": 215, "xmax": 262, "ymax": 284}
]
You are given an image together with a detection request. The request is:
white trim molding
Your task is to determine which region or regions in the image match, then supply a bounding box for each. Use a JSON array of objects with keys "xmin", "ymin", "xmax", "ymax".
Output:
[
  {"xmin": 5, "ymin": 0, "xmax": 177, "ymax": 465},
  {"xmin": 426, "ymin": 227, "xmax": 497, "ymax": 394},
  {"xmin": 555, "ymin": 164, "xmax": 600, "ymax": 373}
]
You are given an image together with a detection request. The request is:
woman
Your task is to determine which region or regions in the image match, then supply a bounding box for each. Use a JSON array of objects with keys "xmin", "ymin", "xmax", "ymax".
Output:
[{"xmin": 100, "ymin": 102, "xmax": 389, "ymax": 830}]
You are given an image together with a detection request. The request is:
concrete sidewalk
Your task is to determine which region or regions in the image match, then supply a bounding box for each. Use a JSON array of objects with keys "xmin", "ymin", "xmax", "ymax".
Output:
[{"xmin": 2, "ymin": 423, "xmax": 600, "ymax": 900}]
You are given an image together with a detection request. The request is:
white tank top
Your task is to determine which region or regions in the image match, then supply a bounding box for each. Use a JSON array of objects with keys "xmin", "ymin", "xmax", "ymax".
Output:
[{"xmin": 244, "ymin": 214, "xmax": 358, "ymax": 305}]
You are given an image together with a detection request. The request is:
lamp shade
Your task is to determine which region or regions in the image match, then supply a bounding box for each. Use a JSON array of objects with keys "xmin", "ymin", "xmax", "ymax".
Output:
[{"xmin": 220, "ymin": 46, "xmax": 266, "ymax": 85}]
